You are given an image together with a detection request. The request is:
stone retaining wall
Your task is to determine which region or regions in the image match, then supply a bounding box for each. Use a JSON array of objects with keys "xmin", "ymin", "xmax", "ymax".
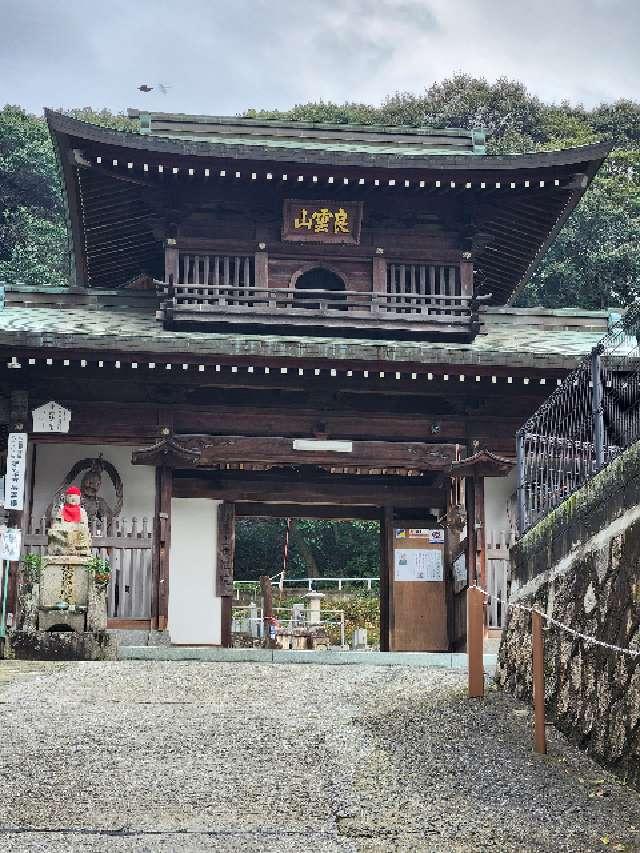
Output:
[{"xmin": 497, "ymin": 441, "xmax": 640, "ymax": 788}]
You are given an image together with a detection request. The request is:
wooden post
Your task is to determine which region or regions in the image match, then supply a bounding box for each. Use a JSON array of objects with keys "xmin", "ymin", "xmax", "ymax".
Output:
[
  {"xmin": 465, "ymin": 475, "xmax": 477, "ymax": 584},
  {"xmin": 474, "ymin": 474, "xmax": 486, "ymax": 592},
  {"xmin": 467, "ymin": 585, "xmax": 484, "ymax": 698},
  {"xmin": 155, "ymin": 466, "xmax": 172, "ymax": 631},
  {"xmin": 260, "ymin": 574, "xmax": 273, "ymax": 649},
  {"xmin": 216, "ymin": 503, "xmax": 235, "ymax": 648},
  {"xmin": 372, "ymin": 254, "xmax": 387, "ymax": 312},
  {"xmin": 254, "ymin": 249, "xmax": 268, "ymax": 289},
  {"xmin": 379, "ymin": 506, "xmax": 394, "ymax": 652},
  {"xmin": 532, "ymin": 610, "xmax": 547, "ymax": 754},
  {"xmin": 7, "ymin": 392, "xmax": 29, "ymax": 626}
]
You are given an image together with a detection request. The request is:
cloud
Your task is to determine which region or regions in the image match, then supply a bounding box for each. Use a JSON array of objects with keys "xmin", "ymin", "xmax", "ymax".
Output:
[{"xmin": 0, "ymin": 0, "xmax": 637, "ymax": 116}]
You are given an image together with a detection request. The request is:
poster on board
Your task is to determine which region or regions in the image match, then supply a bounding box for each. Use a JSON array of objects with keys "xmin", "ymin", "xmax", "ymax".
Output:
[
  {"xmin": 394, "ymin": 548, "xmax": 444, "ymax": 582},
  {"xmin": 3, "ymin": 433, "xmax": 27, "ymax": 511},
  {"xmin": 0, "ymin": 526, "xmax": 21, "ymax": 561}
]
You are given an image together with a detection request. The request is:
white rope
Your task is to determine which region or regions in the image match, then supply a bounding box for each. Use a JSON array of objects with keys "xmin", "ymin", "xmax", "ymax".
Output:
[{"xmin": 468, "ymin": 584, "xmax": 640, "ymax": 659}]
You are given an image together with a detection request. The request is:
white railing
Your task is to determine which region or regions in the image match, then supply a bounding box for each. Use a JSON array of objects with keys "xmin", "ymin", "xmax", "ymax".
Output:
[
  {"xmin": 232, "ymin": 604, "xmax": 346, "ymax": 648},
  {"xmin": 271, "ymin": 574, "xmax": 379, "ymax": 593}
]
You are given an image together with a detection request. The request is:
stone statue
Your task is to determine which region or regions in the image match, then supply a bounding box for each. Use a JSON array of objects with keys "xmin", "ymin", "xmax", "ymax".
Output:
[
  {"xmin": 46, "ymin": 455, "xmax": 123, "ymax": 528},
  {"xmin": 47, "ymin": 486, "xmax": 92, "ymax": 557},
  {"xmin": 80, "ymin": 466, "xmax": 114, "ymax": 527}
]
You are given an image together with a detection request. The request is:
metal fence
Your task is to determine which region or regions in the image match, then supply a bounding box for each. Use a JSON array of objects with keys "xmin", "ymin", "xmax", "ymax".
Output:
[{"xmin": 517, "ymin": 306, "xmax": 640, "ymax": 532}]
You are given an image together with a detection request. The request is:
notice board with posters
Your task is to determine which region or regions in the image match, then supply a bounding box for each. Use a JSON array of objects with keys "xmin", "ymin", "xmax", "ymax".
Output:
[{"xmin": 391, "ymin": 527, "xmax": 448, "ymax": 651}]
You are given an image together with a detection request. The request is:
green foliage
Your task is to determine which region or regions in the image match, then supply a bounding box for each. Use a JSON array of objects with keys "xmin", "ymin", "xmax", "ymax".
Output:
[
  {"xmin": 235, "ymin": 518, "xmax": 380, "ymax": 580},
  {"xmin": 85, "ymin": 555, "xmax": 111, "ymax": 586},
  {"xmin": 21, "ymin": 553, "xmax": 43, "ymax": 584},
  {"xmin": 322, "ymin": 594, "xmax": 380, "ymax": 647},
  {"xmin": 0, "ymin": 78, "xmax": 639, "ymax": 306}
]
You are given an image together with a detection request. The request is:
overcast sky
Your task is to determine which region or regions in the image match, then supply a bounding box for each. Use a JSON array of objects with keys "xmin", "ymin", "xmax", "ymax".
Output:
[{"xmin": 1, "ymin": 0, "xmax": 638, "ymax": 117}]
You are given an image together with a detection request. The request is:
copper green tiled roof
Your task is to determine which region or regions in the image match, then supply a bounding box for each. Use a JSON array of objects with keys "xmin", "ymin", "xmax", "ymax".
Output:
[
  {"xmin": 127, "ymin": 110, "xmax": 487, "ymax": 157},
  {"xmin": 0, "ymin": 306, "xmax": 606, "ymax": 370}
]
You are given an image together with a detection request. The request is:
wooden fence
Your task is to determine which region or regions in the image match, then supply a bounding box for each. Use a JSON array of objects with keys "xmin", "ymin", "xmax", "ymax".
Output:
[{"xmin": 23, "ymin": 516, "xmax": 154, "ymax": 620}]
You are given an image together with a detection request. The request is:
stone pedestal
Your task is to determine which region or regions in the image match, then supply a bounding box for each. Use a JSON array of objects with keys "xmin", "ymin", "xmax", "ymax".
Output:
[
  {"xmin": 305, "ymin": 591, "xmax": 325, "ymax": 626},
  {"xmin": 40, "ymin": 556, "xmax": 90, "ymax": 610},
  {"xmin": 17, "ymin": 583, "xmax": 39, "ymax": 632},
  {"xmin": 87, "ymin": 576, "xmax": 108, "ymax": 631},
  {"xmin": 39, "ymin": 608, "xmax": 86, "ymax": 632}
]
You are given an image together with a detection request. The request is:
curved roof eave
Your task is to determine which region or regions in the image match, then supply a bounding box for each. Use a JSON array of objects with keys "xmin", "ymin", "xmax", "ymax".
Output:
[{"xmin": 45, "ymin": 110, "xmax": 613, "ymax": 173}]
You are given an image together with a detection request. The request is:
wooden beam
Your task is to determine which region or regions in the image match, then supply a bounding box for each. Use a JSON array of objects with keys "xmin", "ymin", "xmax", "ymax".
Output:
[
  {"xmin": 235, "ymin": 503, "xmax": 382, "ymax": 520},
  {"xmin": 173, "ymin": 471, "xmax": 444, "ymax": 508},
  {"xmin": 132, "ymin": 434, "xmax": 458, "ymax": 471}
]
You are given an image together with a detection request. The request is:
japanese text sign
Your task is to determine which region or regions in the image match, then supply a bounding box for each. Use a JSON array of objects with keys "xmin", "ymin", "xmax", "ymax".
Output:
[
  {"xmin": 32, "ymin": 401, "xmax": 71, "ymax": 433},
  {"xmin": 282, "ymin": 199, "xmax": 362, "ymax": 244},
  {"xmin": 0, "ymin": 526, "xmax": 21, "ymax": 561},
  {"xmin": 4, "ymin": 433, "xmax": 27, "ymax": 511}
]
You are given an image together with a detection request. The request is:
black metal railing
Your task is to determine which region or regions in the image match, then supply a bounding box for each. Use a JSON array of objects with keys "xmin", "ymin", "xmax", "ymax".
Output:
[{"xmin": 517, "ymin": 305, "xmax": 640, "ymax": 533}]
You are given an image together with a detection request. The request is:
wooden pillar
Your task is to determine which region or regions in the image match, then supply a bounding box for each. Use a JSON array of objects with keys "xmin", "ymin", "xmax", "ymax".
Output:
[
  {"xmin": 460, "ymin": 258, "xmax": 473, "ymax": 298},
  {"xmin": 153, "ymin": 466, "xmax": 172, "ymax": 631},
  {"xmin": 465, "ymin": 476, "xmax": 476, "ymax": 585},
  {"xmin": 444, "ymin": 480, "xmax": 460, "ymax": 651},
  {"xmin": 474, "ymin": 474, "xmax": 486, "ymax": 591},
  {"xmin": 254, "ymin": 249, "xmax": 268, "ymax": 289},
  {"xmin": 216, "ymin": 502, "xmax": 235, "ymax": 648},
  {"xmin": 467, "ymin": 585, "xmax": 484, "ymax": 698},
  {"xmin": 6, "ymin": 391, "xmax": 29, "ymax": 626},
  {"xmin": 164, "ymin": 240, "xmax": 179, "ymax": 289},
  {"xmin": 372, "ymin": 254, "xmax": 387, "ymax": 311},
  {"xmin": 532, "ymin": 610, "xmax": 547, "ymax": 754},
  {"xmin": 380, "ymin": 506, "xmax": 394, "ymax": 652}
]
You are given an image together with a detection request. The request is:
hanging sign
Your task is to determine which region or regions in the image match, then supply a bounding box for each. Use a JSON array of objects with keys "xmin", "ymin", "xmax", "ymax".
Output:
[
  {"xmin": 282, "ymin": 199, "xmax": 363, "ymax": 244},
  {"xmin": 394, "ymin": 548, "xmax": 443, "ymax": 582},
  {"xmin": 0, "ymin": 526, "xmax": 22, "ymax": 561},
  {"xmin": 32, "ymin": 401, "xmax": 71, "ymax": 433},
  {"xmin": 4, "ymin": 433, "xmax": 28, "ymax": 511}
]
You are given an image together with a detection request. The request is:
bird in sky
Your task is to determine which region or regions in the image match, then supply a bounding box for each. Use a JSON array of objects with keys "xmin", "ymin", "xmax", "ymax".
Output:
[{"xmin": 138, "ymin": 83, "xmax": 171, "ymax": 94}]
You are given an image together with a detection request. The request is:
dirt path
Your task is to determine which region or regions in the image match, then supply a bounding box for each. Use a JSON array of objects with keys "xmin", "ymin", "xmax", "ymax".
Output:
[{"xmin": 0, "ymin": 660, "xmax": 637, "ymax": 852}]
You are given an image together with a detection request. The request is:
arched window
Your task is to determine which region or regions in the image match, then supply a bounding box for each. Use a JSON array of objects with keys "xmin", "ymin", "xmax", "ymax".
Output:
[{"xmin": 293, "ymin": 267, "xmax": 346, "ymax": 309}]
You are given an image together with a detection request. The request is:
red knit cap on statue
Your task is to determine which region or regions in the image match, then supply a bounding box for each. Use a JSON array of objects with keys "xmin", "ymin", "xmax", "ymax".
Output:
[{"xmin": 66, "ymin": 486, "xmax": 81, "ymax": 496}]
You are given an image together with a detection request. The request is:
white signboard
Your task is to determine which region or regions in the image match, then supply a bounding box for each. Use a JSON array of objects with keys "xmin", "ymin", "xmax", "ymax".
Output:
[
  {"xmin": 4, "ymin": 433, "xmax": 28, "ymax": 511},
  {"xmin": 292, "ymin": 439, "xmax": 353, "ymax": 453},
  {"xmin": 0, "ymin": 526, "xmax": 21, "ymax": 561},
  {"xmin": 454, "ymin": 553, "xmax": 468, "ymax": 584},
  {"xmin": 32, "ymin": 401, "xmax": 71, "ymax": 433},
  {"xmin": 394, "ymin": 548, "xmax": 443, "ymax": 582}
]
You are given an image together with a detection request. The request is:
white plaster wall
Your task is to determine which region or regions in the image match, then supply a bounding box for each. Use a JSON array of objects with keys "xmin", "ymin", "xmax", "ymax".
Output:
[
  {"xmin": 169, "ymin": 499, "xmax": 221, "ymax": 645},
  {"xmin": 484, "ymin": 469, "xmax": 518, "ymax": 535},
  {"xmin": 31, "ymin": 443, "xmax": 155, "ymax": 525}
]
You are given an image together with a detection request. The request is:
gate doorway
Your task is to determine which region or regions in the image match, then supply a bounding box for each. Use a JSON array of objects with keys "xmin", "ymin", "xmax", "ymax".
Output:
[{"xmin": 234, "ymin": 511, "xmax": 381, "ymax": 651}]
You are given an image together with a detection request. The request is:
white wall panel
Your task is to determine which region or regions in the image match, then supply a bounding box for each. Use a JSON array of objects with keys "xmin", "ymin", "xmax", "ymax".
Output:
[{"xmin": 169, "ymin": 498, "xmax": 221, "ymax": 645}]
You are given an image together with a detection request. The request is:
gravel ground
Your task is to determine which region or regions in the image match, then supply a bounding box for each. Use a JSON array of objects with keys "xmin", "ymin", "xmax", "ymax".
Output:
[{"xmin": 0, "ymin": 660, "xmax": 638, "ymax": 853}]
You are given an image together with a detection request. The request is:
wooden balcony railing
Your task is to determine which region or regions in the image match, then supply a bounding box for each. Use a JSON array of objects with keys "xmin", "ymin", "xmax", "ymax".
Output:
[{"xmin": 160, "ymin": 248, "xmax": 478, "ymax": 339}]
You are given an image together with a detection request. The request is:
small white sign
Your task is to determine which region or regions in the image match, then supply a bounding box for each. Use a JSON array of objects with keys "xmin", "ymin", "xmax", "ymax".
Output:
[
  {"xmin": 454, "ymin": 553, "xmax": 467, "ymax": 584},
  {"xmin": 32, "ymin": 401, "xmax": 71, "ymax": 433},
  {"xmin": 0, "ymin": 526, "xmax": 21, "ymax": 561},
  {"xmin": 4, "ymin": 433, "xmax": 28, "ymax": 511},
  {"xmin": 394, "ymin": 548, "xmax": 443, "ymax": 582},
  {"xmin": 292, "ymin": 439, "xmax": 353, "ymax": 453}
]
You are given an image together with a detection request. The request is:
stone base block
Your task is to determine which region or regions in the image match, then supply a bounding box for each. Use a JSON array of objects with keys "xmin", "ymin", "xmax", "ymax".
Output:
[
  {"xmin": 38, "ymin": 608, "xmax": 86, "ymax": 632},
  {"xmin": 7, "ymin": 630, "xmax": 118, "ymax": 661}
]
